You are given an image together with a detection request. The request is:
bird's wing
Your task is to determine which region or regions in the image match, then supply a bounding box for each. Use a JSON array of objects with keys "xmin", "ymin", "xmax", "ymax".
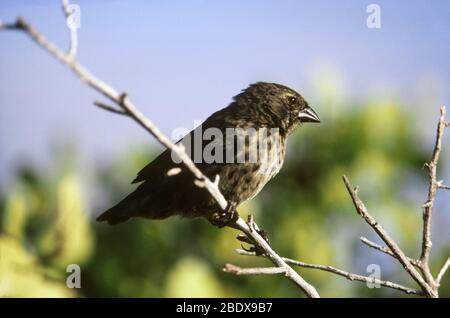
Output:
[
  {"xmin": 131, "ymin": 107, "xmax": 241, "ymax": 184},
  {"xmin": 131, "ymin": 147, "xmax": 175, "ymax": 184},
  {"xmin": 131, "ymin": 122, "xmax": 220, "ymax": 184}
]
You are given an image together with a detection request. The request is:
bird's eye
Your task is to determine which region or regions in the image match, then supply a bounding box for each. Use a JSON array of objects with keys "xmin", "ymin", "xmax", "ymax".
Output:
[{"xmin": 288, "ymin": 96, "xmax": 297, "ymax": 104}]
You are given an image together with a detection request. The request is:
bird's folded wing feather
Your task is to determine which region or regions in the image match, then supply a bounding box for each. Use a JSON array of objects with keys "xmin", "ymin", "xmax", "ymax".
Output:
[{"xmin": 131, "ymin": 112, "xmax": 231, "ymax": 184}]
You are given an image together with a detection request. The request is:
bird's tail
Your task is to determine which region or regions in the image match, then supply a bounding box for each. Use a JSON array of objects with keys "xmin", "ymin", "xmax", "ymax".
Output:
[
  {"xmin": 96, "ymin": 189, "xmax": 144, "ymax": 225},
  {"xmin": 96, "ymin": 201, "xmax": 133, "ymax": 225},
  {"xmin": 96, "ymin": 185, "xmax": 176, "ymax": 225}
]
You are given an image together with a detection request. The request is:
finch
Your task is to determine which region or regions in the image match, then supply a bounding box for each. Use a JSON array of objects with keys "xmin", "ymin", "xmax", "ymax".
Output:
[{"xmin": 97, "ymin": 82, "xmax": 320, "ymax": 226}]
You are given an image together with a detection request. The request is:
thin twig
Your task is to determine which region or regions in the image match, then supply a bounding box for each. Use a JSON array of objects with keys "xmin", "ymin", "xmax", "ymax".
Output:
[
  {"xmin": 360, "ymin": 237, "xmax": 420, "ymax": 267},
  {"xmin": 61, "ymin": 0, "xmax": 78, "ymax": 58},
  {"xmin": 0, "ymin": 20, "xmax": 18, "ymax": 30},
  {"xmin": 223, "ymin": 264, "xmax": 287, "ymax": 275},
  {"xmin": 94, "ymin": 100, "xmax": 127, "ymax": 115},
  {"xmin": 343, "ymin": 176, "xmax": 437, "ymax": 298},
  {"xmin": 231, "ymin": 217, "xmax": 320, "ymax": 297},
  {"xmin": 436, "ymin": 258, "xmax": 450, "ymax": 286},
  {"xmin": 437, "ymin": 184, "xmax": 450, "ymax": 190},
  {"xmin": 236, "ymin": 249, "xmax": 421, "ymax": 295},
  {"xmin": 419, "ymin": 106, "xmax": 447, "ymax": 288}
]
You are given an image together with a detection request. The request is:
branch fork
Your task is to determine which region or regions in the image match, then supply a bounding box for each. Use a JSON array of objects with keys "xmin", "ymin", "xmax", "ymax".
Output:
[{"xmin": 340, "ymin": 106, "xmax": 449, "ymax": 298}]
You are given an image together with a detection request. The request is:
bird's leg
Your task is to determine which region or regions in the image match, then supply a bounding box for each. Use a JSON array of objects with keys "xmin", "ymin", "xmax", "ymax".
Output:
[
  {"xmin": 234, "ymin": 215, "xmax": 270, "ymax": 255},
  {"xmin": 256, "ymin": 229, "xmax": 270, "ymax": 244},
  {"xmin": 236, "ymin": 233, "xmax": 269, "ymax": 255},
  {"xmin": 208, "ymin": 204, "xmax": 271, "ymax": 255},
  {"xmin": 208, "ymin": 201, "xmax": 239, "ymax": 228}
]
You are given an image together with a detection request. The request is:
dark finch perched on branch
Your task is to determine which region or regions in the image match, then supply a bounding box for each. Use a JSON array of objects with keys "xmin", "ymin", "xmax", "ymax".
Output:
[{"xmin": 97, "ymin": 82, "xmax": 320, "ymax": 226}]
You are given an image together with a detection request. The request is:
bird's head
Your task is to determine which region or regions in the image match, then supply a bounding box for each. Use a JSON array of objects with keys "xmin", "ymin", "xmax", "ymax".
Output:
[{"xmin": 234, "ymin": 82, "xmax": 320, "ymax": 134}]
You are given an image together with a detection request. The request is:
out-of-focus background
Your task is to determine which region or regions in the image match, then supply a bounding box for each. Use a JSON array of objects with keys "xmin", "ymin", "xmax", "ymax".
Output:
[{"xmin": 0, "ymin": 0, "xmax": 449, "ymax": 297}]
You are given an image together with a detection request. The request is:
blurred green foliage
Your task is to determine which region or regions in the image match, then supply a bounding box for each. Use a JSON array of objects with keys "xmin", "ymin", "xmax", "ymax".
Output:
[{"xmin": 1, "ymin": 97, "xmax": 449, "ymax": 298}]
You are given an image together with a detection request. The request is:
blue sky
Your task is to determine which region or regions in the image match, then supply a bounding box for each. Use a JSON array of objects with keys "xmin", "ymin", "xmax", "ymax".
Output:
[{"xmin": 0, "ymin": 0, "xmax": 449, "ymax": 181}]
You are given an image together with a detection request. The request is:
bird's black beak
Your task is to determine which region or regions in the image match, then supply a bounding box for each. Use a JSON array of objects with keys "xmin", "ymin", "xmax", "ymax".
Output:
[{"xmin": 299, "ymin": 107, "xmax": 320, "ymax": 123}]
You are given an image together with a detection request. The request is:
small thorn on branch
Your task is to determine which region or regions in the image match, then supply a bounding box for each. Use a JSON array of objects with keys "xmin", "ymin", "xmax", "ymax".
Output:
[
  {"xmin": 61, "ymin": 0, "xmax": 78, "ymax": 58},
  {"xmin": 436, "ymin": 257, "xmax": 450, "ymax": 285},
  {"xmin": 360, "ymin": 237, "xmax": 420, "ymax": 267},
  {"xmin": 15, "ymin": 17, "xmax": 26, "ymax": 29},
  {"xmin": 94, "ymin": 101, "xmax": 127, "ymax": 115},
  {"xmin": 213, "ymin": 174, "xmax": 220, "ymax": 186},
  {"xmin": 119, "ymin": 92, "xmax": 128, "ymax": 104},
  {"xmin": 421, "ymin": 200, "xmax": 432, "ymax": 209}
]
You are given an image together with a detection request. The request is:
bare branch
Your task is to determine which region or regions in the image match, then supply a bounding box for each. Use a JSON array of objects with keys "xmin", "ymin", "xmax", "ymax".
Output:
[
  {"xmin": 419, "ymin": 106, "xmax": 447, "ymax": 287},
  {"xmin": 1, "ymin": 11, "xmax": 319, "ymax": 298},
  {"xmin": 342, "ymin": 176, "xmax": 437, "ymax": 297},
  {"xmin": 230, "ymin": 217, "xmax": 320, "ymax": 298},
  {"xmin": 94, "ymin": 101, "xmax": 127, "ymax": 115},
  {"xmin": 341, "ymin": 107, "xmax": 449, "ymax": 298},
  {"xmin": 437, "ymin": 184, "xmax": 450, "ymax": 190},
  {"xmin": 436, "ymin": 257, "xmax": 450, "ymax": 286},
  {"xmin": 61, "ymin": 0, "xmax": 78, "ymax": 58},
  {"xmin": 360, "ymin": 237, "xmax": 420, "ymax": 267},
  {"xmin": 236, "ymin": 249, "xmax": 421, "ymax": 295},
  {"xmin": 0, "ymin": 20, "xmax": 19, "ymax": 30},
  {"xmin": 223, "ymin": 264, "xmax": 287, "ymax": 275}
]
